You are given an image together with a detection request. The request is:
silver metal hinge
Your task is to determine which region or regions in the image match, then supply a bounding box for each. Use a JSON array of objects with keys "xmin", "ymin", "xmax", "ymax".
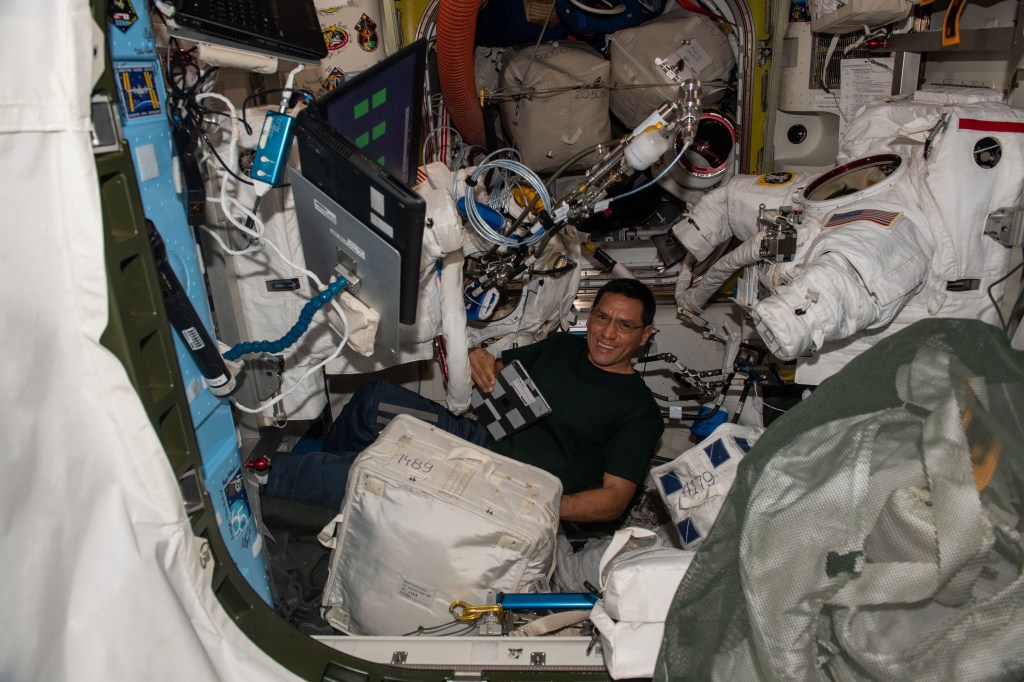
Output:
[{"xmin": 985, "ymin": 207, "xmax": 1023, "ymax": 247}]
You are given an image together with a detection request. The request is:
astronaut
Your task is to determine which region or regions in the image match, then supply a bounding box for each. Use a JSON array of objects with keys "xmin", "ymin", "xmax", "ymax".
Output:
[{"xmin": 672, "ymin": 91, "xmax": 1024, "ymax": 384}]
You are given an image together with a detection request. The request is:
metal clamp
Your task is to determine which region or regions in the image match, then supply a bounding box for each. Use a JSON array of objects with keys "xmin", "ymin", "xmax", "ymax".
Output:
[{"xmin": 449, "ymin": 601, "xmax": 504, "ymax": 622}]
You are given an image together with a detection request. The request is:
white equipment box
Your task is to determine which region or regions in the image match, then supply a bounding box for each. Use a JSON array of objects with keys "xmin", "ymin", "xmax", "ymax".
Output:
[{"xmin": 320, "ymin": 414, "xmax": 563, "ymax": 635}]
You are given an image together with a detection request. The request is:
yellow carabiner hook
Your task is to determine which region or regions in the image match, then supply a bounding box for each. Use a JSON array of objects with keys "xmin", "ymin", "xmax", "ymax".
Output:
[{"xmin": 449, "ymin": 600, "xmax": 505, "ymax": 622}]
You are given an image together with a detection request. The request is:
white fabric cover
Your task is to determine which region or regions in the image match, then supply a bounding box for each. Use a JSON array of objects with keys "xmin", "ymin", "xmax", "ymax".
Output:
[
  {"xmin": 811, "ymin": 0, "xmax": 912, "ymax": 34},
  {"xmin": 499, "ymin": 42, "xmax": 611, "ymax": 173},
  {"xmin": 608, "ymin": 11, "xmax": 734, "ymax": 128},
  {"xmin": 318, "ymin": 415, "xmax": 561, "ymax": 636},
  {"xmin": 0, "ymin": 2, "xmax": 297, "ymax": 679},
  {"xmin": 651, "ymin": 424, "xmax": 762, "ymax": 549},
  {"xmin": 590, "ymin": 528, "xmax": 696, "ymax": 680},
  {"xmin": 598, "ymin": 529, "xmax": 695, "ymax": 622},
  {"xmin": 204, "ymin": 105, "xmax": 334, "ymax": 420},
  {"xmin": 589, "ymin": 608, "xmax": 666, "ymax": 680}
]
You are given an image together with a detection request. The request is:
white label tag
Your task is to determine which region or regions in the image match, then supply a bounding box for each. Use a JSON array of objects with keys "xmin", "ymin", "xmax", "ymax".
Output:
[
  {"xmin": 185, "ymin": 377, "xmax": 201, "ymax": 402},
  {"xmin": 181, "ymin": 326, "xmax": 205, "ymax": 351},
  {"xmin": 509, "ymin": 376, "xmax": 537, "ymax": 407},
  {"xmin": 442, "ymin": 460, "xmax": 477, "ymax": 497},
  {"xmin": 135, "ymin": 143, "xmax": 159, "ymax": 182},
  {"xmin": 313, "ymin": 197, "xmax": 338, "ymax": 225},
  {"xmin": 330, "ymin": 228, "xmax": 366, "ymax": 260},
  {"xmin": 370, "ymin": 186, "xmax": 385, "ymax": 215},
  {"xmin": 369, "ymin": 212, "xmax": 395, "ymax": 238},
  {"xmin": 397, "ymin": 576, "xmax": 436, "ymax": 607},
  {"xmin": 677, "ymin": 41, "xmax": 713, "ymax": 75}
]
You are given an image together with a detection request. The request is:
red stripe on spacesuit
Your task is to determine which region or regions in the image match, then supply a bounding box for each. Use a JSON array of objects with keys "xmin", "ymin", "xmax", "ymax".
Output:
[{"xmin": 958, "ymin": 119, "xmax": 1024, "ymax": 133}]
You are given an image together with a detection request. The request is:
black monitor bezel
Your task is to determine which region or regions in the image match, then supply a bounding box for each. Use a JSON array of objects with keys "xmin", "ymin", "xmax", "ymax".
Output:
[{"xmin": 294, "ymin": 40, "xmax": 428, "ymax": 326}]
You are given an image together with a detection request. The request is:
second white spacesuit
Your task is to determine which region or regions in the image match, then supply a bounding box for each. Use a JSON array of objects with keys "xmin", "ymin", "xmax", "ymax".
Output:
[{"xmin": 673, "ymin": 90, "xmax": 1024, "ymax": 384}]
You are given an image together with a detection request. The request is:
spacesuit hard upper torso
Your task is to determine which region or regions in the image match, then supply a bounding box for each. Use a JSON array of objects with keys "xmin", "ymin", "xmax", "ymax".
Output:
[{"xmin": 672, "ymin": 92, "xmax": 1024, "ymax": 384}]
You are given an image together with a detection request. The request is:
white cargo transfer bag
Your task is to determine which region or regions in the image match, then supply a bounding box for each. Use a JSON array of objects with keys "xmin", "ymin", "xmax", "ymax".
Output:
[
  {"xmin": 317, "ymin": 414, "xmax": 562, "ymax": 635},
  {"xmin": 652, "ymin": 423, "xmax": 762, "ymax": 549},
  {"xmin": 608, "ymin": 10, "xmax": 734, "ymax": 128},
  {"xmin": 498, "ymin": 41, "xmax": 611, "ymax": 173},
  {"xmin": 589, "ymin": 528, "xmax": 696, "ymax": 680}
]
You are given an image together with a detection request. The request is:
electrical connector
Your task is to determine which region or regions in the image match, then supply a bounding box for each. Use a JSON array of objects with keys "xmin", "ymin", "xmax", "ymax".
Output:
[
  {"xmin": 250, "ymin": 110, "xmax": 295, "ymax": 191},
  {"xmin": 249, "ymin": 64, "xmax": 305, "ymax": 195}
]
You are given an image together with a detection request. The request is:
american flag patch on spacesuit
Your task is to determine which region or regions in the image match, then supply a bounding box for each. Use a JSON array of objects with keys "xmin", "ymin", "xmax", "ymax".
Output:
[{"xmin": 824, "ymin": 209, "xmax": 902, "ymax": 228}]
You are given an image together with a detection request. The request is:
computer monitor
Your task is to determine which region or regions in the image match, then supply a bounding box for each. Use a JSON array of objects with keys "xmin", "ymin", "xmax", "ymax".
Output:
[{"xmin": 294, "ymin": 39, "xmax": 427, "ymax": 328}]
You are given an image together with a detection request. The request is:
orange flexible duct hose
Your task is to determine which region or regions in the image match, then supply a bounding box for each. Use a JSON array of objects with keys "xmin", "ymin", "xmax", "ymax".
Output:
[{"xmin": 436, "ymin": 0, "xmax": 487, "ymax": 149}]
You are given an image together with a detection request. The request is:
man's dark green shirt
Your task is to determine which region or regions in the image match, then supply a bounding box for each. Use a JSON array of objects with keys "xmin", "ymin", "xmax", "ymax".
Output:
[{"xmin": 493, "ymin": 333, "xmax": 664, "ymax": 494}]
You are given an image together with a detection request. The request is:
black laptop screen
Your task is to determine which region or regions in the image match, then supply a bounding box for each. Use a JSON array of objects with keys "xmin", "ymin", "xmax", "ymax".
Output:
[{"xmin": 313, "ymin": 40, "xmax": 424, "ymax": 187}]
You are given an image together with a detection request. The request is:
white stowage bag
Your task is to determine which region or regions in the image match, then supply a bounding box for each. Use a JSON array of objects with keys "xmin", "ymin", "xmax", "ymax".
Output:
[
  {"xmin": 651, "ymin": 423, "xmax": 763, "ymax": 549},
  {"xmin": 608, "ymin": 10, "xmax": 734, "ymax": 128},
  {"xmin": 317, "ymin": 414, "xmax": 562, "ymax": 635},
  {"xmin": 499, "ymin": 41, "xmax": 611, "ymax": 173},
  {"xmin": 588, "ymin": 528, "xmax": 696, "ymax": 680}
]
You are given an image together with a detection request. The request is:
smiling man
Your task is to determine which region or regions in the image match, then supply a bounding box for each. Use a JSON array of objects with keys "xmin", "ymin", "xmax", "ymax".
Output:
[
  {"xmin": 267, "ymin": 279, "xmax": 664, "ymax": 524},
  {"xmin": 469, "ymin": 278, "xmax": 664, "ymax": 522}
]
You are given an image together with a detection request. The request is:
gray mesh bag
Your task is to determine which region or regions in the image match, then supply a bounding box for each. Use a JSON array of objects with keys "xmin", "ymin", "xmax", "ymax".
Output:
[{"xmin": 656, "ymin": 318, "xmax": 1024, "ymax": 681}]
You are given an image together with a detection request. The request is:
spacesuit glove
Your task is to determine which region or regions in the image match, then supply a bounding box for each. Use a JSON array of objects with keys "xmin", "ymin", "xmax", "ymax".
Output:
[
  {"xmin": 750, "ymin": 286, "xmax": 820, "ymax": 361},
  {"xmin": 677, "ymin": 289, "xmax": 706, "ymax": 316},
  {"xmin": 673, "ymin": 256, "xmax": 695, "ymax": 311}
]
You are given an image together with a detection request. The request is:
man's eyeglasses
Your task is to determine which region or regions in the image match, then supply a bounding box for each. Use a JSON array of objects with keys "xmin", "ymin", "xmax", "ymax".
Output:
[{"xmin": 590, "ymin": 310, "xmax": 646, "ymax": 333}]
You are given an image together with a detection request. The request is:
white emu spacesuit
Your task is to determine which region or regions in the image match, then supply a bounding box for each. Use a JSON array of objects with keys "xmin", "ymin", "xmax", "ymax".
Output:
[{"xmin": 672, "ymin": 91, "xmax": 1024, "ymax": 384}]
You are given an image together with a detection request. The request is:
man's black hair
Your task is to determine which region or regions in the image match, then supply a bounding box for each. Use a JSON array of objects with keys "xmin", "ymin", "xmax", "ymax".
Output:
[{"xmin": 593, "ymin": 278, "xmax": 656, "ymax": 326}]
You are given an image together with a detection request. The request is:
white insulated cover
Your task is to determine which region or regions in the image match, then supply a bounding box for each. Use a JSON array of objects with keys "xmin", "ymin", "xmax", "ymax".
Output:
[{"xmin": 320, "ymin": 414, "xmax": 562, "ymax": 635}]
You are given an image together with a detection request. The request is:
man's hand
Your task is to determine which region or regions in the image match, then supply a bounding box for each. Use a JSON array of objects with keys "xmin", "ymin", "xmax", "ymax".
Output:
[
  {"xmin": 469, "ymin": 346, "xmax": 503, "ymax": 392},
  {"xmin": 559, "ymin": 473, "xmax": 637, "ymax": 523}
]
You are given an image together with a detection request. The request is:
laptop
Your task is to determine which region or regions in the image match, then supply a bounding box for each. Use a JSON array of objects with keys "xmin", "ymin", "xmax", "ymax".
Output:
[
  {"xmin": 167, "ymin": 0, "xmax": 327, "ymax": 64},
  {"xmin": 471, "ymin": 361, "xmax": 552, "ymax": 442}
]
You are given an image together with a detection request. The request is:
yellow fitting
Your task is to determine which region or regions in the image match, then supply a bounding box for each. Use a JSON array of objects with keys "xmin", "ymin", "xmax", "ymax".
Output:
[
  {"xmin": 449, "ymin": 600, "xmax": 505, "ymax": 622},
  {"xmin": 512, "ymin": 185, "xmax": 545, "ymax": 212}
]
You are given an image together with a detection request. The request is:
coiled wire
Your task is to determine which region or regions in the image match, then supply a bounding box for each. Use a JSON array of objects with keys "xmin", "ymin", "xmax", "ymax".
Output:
[{"xmin": 463, "ymin": 157, "xmax": 551, "ymax": 248}]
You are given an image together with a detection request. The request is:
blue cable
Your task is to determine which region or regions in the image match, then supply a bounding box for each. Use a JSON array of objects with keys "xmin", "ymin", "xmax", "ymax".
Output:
[{"xmin": 223, "ymin": 275, "xmax": 349, "ymax": 361}]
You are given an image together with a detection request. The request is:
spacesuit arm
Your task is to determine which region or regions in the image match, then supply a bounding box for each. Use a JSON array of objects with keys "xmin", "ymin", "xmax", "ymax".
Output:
[
  {"xmin": 752, "ymin": 216, "xmax": 931, "ymax": 360},
  {"xmin": 751, "ymin": 252, "xmax": 882, "ymax": 359},
  {"xmin": 671, "ymin": 173, "xmax": 808, "ymax": 309},
  {"xmin": 418, "ymin": 163, "xmax": 473, "ymax": 413},
  {"xmin": 670, "ymin": 183, "xmax": 733, "ymax": 263}
]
